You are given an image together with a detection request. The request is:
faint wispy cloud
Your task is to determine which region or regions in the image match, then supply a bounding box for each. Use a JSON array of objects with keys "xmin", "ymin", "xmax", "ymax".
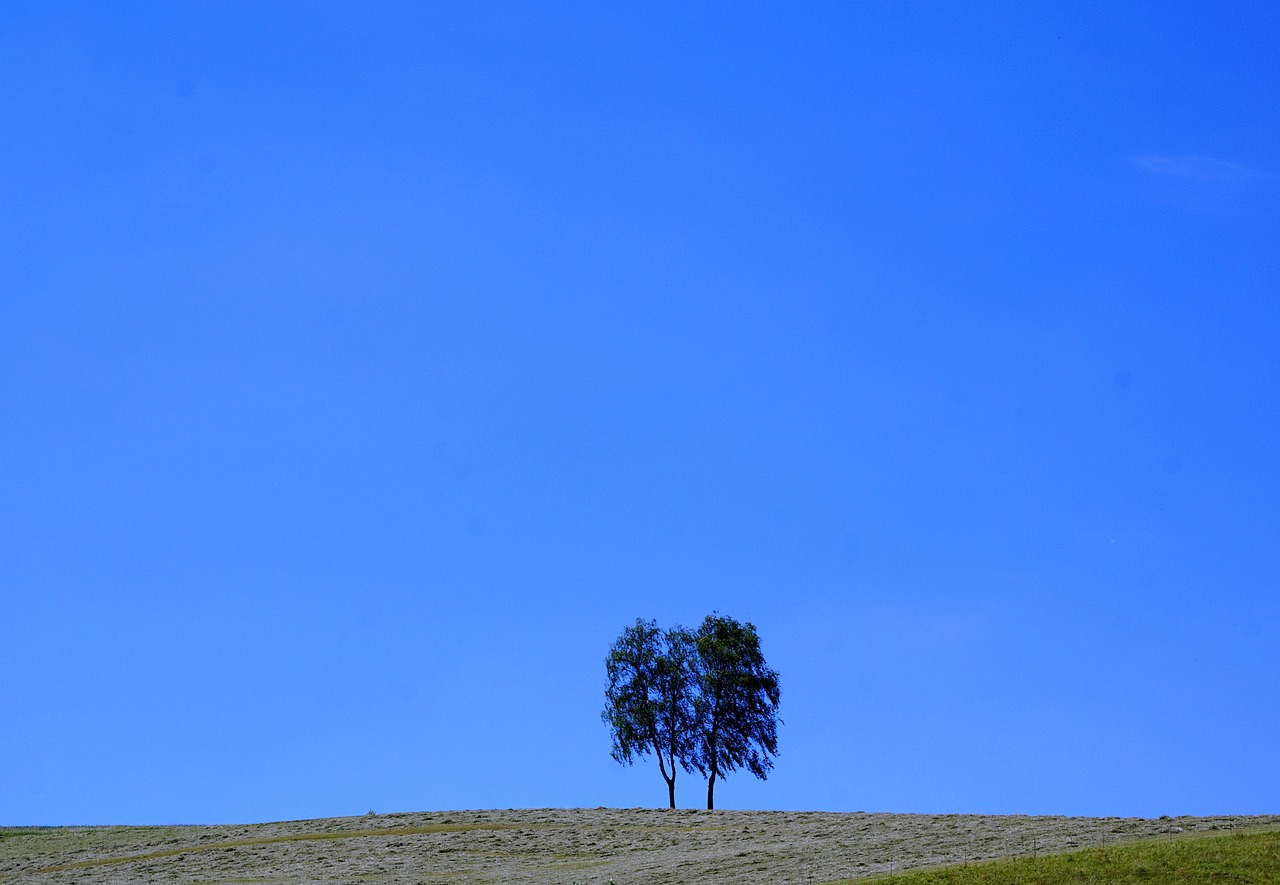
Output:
[{"xmin": 1132, "ymin": 154, "xmax": 1266, "ymax": 183}]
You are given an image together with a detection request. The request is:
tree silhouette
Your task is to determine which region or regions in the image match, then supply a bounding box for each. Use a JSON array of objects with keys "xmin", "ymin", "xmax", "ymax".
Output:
[
  {"xmin": 690, "ymin": 613, "xmax": 781, "ymax": 810},
  {"xmin": 604, "ymin": 613, "xmax": 781, "ymax": 809},
  {"xmin": 602, "ymin": 619, "xmax": 699, "ymax": 808}
]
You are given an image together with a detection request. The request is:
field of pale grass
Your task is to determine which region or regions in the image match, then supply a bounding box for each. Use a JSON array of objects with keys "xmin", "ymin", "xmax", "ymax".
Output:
[
  {"xmin": 3, "ymin": 809, "xmax": 1277, "ymax": 884},
  {"xmin": 841, "ymin": 825, "xmax": 1280, "ymax": 884}
]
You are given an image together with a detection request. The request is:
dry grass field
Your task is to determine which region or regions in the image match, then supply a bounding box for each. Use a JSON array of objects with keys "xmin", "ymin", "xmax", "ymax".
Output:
[{"xmin": 3, "ymin": 808, "xmax": 1277, "ymax": 885}]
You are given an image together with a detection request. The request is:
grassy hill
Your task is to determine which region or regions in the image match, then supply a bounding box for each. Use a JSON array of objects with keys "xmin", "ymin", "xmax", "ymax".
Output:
[
  {"xmin": 846, "ymin": 826, "xmax": 1280, "ymax": 884},
  {"xmin": 3, "ymin": 809, "xmax": 1277, "ymax": 884}
]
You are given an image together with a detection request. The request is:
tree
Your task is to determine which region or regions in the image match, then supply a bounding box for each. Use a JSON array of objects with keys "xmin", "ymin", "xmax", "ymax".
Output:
[
  {"xmin": 690, "ymin": 613, "xmax": 781, "ymax": 810},
  {"xmin": 602, "ymin": 619, "xmax": 699, "ymax": 808}
]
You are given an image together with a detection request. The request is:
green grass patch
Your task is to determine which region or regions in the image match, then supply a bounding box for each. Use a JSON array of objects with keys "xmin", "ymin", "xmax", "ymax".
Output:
[
  {"xmin": 841, "ymin": 827, "xmax": 1280, "ymax": 884},
  {"xmin": 34, "ymin": 822, "xmax": 530, "ymax": 874}
]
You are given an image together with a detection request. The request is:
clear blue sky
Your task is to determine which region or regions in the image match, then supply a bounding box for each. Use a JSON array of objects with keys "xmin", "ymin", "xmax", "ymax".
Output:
[{"xmin": 2, "ymin": 2, "xmax": 1277, "ymax": 825}]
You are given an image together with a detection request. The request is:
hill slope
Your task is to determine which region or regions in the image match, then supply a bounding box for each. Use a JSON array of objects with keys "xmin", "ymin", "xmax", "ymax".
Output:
[
  {"xmin": 840, "ymin": 826, "xmax": 1280, "ymax": 884},
  {"xmin": 3, "ymin": 809, "xmax": 1277, "ymax": 884}
]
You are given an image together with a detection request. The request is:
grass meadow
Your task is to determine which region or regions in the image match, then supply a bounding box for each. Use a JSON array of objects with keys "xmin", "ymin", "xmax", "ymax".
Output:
[
  {"xmin": 848, "ymin": 825, "xmax": 1280, "ymax": 884},
  {"xmin": 4, "ymin": 811, "xmax": 1278, "ymax": 883}
]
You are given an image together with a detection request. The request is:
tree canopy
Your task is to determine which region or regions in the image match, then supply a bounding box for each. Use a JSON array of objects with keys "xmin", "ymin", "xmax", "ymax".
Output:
[
  {"xmin": 689, "ymin": 613, "xmax": 781, "ymax": 810},
  {"xmin": 602, "ymin": 619, "xmax": 699, "ymax": 809},
  {"xmin": 602, "ymin": 613, "xmax": 780, "ymax": 809}
]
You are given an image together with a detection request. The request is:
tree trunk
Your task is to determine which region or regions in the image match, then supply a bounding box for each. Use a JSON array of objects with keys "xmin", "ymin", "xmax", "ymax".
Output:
[
  {"xmin": 657, "ymin": 750, "xmax": 676, "ymax": 810},
  {"xmin": 706, "ymin": 770, "xmax": 716, "ymax": 810}
]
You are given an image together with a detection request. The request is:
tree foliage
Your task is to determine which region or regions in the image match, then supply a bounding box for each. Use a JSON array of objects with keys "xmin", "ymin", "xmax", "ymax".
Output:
[
  {"xmin": 603, "ymin": 613, "xmax": 780, "ymax": 809},
  {"xmin": 602, "ymin": 619, "xmax": 698, "ymax": 809},
  {"xmin": 689, "ymin": 613, "xmax": 781, "ymax": 810}
]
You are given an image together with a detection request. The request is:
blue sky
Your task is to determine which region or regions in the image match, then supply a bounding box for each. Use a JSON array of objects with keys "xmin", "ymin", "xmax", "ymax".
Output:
[{"xmin": 2, "ymin": 2, "xmax": 1277, "ymax": 825}]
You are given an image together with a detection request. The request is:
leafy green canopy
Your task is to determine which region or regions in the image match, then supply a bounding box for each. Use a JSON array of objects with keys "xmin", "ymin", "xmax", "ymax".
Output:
[
  {"xmin": 691, "ymin": 613, "xmax": 781, "ymax": 804},
  {"xmin": 603, "ymin": 614, "xmax": 781, "ymax": 809},
  {"xmin": 602, "ymin": 619, "xmax": 699, "ymax": 808}
]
